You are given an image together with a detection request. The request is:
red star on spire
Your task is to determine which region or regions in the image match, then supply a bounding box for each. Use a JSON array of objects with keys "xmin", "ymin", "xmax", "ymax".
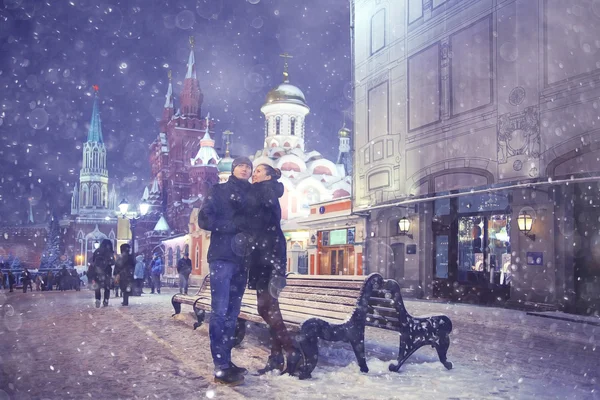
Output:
[{"xmin": 92, "ymin": 85, "xmax": 99, "ymax": 92}]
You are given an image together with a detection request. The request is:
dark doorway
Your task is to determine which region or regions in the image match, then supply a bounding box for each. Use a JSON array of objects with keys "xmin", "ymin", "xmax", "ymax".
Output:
[{"xmin": 574, "ymin": 184, "xmax": 600, "ymax": 315}]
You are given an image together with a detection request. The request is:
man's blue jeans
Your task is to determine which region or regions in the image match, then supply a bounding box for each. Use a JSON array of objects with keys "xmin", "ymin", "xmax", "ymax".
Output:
[{"xmin": 209, "ymin": 260, "xmax": 247, "ymax": 371}]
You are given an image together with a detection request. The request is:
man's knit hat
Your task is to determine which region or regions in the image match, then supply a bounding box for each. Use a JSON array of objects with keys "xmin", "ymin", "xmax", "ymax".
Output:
[{"xmin": 231, "ymin": 156, "xmax": 253, "ymax": 173}]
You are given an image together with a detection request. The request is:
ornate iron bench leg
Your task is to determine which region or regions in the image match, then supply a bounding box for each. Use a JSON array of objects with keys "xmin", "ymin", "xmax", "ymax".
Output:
[
  {"xmin": 349, "ymin": 326, "xmax": 369, "ymax": 373},
  {"xmin": 171, "ymin": 297, "xmax": 181, "ymax": 317},
  {"xmin": 389, "ymin": 332, "xmax": 410, "ymax": 372},
  {"xmin": 233, "ymin": 318, "xmax": 247, "ymax": 347},
  {"xmin": 435, "ymin": 333, "xmax": 453, "ymax": 370}
]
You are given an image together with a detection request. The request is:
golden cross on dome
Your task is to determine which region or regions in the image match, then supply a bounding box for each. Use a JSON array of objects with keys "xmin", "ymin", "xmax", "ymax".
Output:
[
  {"xmin": 222, "ymin": 130, "xmax": 233, "ymax": 156},
  {"xmin": 189, "ymin": 36, "xmax": 195, "ymax": 48},
  {"xmin": 279, "ymin": 52, "xmax": 293, "ymax": 82},
  {"xmin": 167, "ymin": 70, "xmax": 172, "ymax": 80}
]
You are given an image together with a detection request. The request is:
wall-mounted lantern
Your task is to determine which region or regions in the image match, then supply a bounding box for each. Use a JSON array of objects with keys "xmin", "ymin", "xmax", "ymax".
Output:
[
  {"xmin": 398, "ymin": 217, "xmax": 413, "ymax": 239},
  {"xmin": 517, "ymin": 211, "xmax": 535, "ymax": 241}
]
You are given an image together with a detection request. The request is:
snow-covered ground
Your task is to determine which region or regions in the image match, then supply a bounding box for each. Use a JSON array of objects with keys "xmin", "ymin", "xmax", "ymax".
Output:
[{"xmin": 0, "ymin": 287, "xmax": 598, "ymax": 399}]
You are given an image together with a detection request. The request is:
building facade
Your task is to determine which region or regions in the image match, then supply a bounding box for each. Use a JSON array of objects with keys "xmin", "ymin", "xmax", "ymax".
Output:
[
  {"xmin": 146, "ymin": 39, "xmax": 219, "ymax": 236},
  {"xmin": 293, "ymin": 198, "xmax": 367, "ymax": 279},
  {"xmin": 352, "ymin": 0, "xmax": 600, "ymax": 314},
  {"xmin": 62, "ymin": 88, "xmax": 118, "ymax": 267}
]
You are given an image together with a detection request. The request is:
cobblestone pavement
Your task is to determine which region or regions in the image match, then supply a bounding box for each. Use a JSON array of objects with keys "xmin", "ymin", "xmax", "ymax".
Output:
[{"xmin": 0, "ymin": 288, "xmax": 598, "ymax": 400}]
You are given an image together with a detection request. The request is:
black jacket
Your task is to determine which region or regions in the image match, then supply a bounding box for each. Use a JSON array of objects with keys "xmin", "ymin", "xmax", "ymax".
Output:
[
  {"xmin": 198, "ymin": 175, "xmax": 251, "ymax": 264},
  {"xmin": 114, "ymin": 253, "xmax": 135, "ymax": 289},
  {"xmin": 89, "ymin": 248, "xmax": 115, "ymax": 285},
  {"xmin": 177, "ymin": 257, "xmax": 192, "ymax": 276},
  {"xmin": 244, "ymin": 180, "xmax": 287, "ymax": 289}
]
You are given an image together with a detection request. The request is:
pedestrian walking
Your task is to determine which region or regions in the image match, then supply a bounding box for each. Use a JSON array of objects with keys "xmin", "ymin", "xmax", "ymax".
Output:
[
  {"xmin": 45, "ymin": 271, "xmax": 54, "ymax": 291},
  {"xmin": 88, "ymin": 239, "xmax": 115, "ymax": 308},
  {"xmin": 70, "ymin": 269, "xmax": 80, "ymax": 291},
  {"xmin": 7, "ymin": 271, "xmax": 15, "ymax": 292},
  {"xmin": 58, "ymin": 266, "xmax": 69, "ymax": 291},
  {"xmin": 176, "ymin": 252, "xmax": 192, "ymax": 295},
  {"xmin": 245, "ymin": 164, "xmax": 303, "ymax": 376},
  {"xmin": 133, "ymin": 255, "xmax": 145, "ymax": 296},
  {"xmin": 114, "ymin": 243, "xmax": 135, "ymax": 306},
  {"xmin": 113, "ymin": 273, "xmax": 120, "ymax": 298},
  {"xmin": 150, "ymin": 254, "xmax": 164, "ymax": 294},
  {"xmin": 22, "ymin": 268, "xmax": 33, "ymax": 293},
  {"xmin": 198, "ymin": 156, "xmax": 252, "ymax": 386},
  {"xmin": 35, "ymin": 274, "xmax": 43, "ymax": 291}
]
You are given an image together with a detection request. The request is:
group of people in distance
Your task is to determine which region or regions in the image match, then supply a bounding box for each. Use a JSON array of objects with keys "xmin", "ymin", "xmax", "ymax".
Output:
[{"xmin": 198, "ymin": 157, "xmax": 303, "ymax": 386}]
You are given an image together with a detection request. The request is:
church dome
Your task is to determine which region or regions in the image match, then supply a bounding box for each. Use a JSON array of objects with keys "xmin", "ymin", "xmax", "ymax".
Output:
[
  {"xmin": 217, "ymin": 156, "xmax": 233, "ymax": 173},
  {"xmin": 266, "ymin": 83, "xmax": 307, "ymax": 106}
]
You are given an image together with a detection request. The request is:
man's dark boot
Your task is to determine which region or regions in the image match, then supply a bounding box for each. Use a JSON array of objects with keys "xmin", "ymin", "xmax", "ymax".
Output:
[
  {"xmin": 229, "ymin": 362, "xmax": 248, "ymax": 376},
  {"xmin": 256, "ymin": 354, "xmax": 284, "ymax": 375},
  {"xmin": 214, "ymin": 368, "xmax": 244, "ymax": 386}
]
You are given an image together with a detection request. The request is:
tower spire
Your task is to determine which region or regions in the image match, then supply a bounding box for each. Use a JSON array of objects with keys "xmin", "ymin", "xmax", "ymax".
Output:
[
  {"xmin": 87, "ymin": 85, "xmax": 103, "ymax": 143},
  {"xmin": 280, "ymin": 53, "xmax": 293, "ymax": 83},
  {"xmin": 186, "ymin": 36, "xmax": 197, "ymax": 79},
  {"xmin": 179, "ymin": 36, "xmax": 203, "ymax": 116},
  {"xmin": 164, "ymin": 70, "xmax": 173, "ymax": 108}
]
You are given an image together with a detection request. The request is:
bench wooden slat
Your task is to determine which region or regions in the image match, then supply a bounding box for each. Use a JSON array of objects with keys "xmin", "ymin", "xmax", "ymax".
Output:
[
  {"xmin": 279, "ymin": 291, "xmax": 359, "ymax": 308},
  {"xmin": 192, "ymin": 295, "xmax": 349, "ymax": 323},
  {"xmin": 284, "ymin": 280, "xmax": 366, "ymax": 290},
  {"xmin": 280, "ymin": 286, "xmax": 363, "ymax": 300},
  {"xmin": 278, "ymin": 297, "xmax": 356, "ymax": 315}
]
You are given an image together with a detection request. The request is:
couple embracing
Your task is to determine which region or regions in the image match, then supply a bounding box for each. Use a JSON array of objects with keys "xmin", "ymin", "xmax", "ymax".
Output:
[{"xmin": 198, "ymin": 156, "xmax": 303, "ymax": 386}]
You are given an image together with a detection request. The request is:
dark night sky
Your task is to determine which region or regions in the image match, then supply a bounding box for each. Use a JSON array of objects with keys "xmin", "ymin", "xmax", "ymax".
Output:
[{"xmin": 0, "ymin": 0, "xmax": 351, "ymax": 225}]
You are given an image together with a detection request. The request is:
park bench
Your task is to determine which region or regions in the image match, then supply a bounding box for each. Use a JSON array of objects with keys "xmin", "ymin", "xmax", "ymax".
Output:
[{"xmin": 171, "ymin": 273, "xmax": 453, "ymax": 379}]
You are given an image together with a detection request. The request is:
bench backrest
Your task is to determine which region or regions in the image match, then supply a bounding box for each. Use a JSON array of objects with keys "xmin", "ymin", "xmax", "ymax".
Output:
[
  {"xmin": 366, "ymin": 278, "xmax": 411, "ymax": 331},
  {"xmin": 196, "ymin": 273, "xmax": 411, "ymax": 331},
  {"xmin": 199, "ymin": 274, "xmax": 369, "ymax": 327}
]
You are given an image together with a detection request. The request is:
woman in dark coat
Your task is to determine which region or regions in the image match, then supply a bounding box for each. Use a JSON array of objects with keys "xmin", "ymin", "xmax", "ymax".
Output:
[
  {"xmin": 245, "ymin": 164, "xmax": 302, "ymax": 375},
  {"xmin": 88, "ymin": 239, "xmax": 115, "ymax": 308}
]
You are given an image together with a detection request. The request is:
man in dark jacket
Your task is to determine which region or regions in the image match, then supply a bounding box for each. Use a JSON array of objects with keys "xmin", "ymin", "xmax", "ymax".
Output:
[
  {"xmin": 176, "ymin": 252, "xmax": 192, "ymax": 295},
  {"xmin": 7, "ymin": 271, "xmax": 15, "ymax": 292},
  {"xmin": 198, "ymin": 156, "xmax": 252, "ymax": 386},
  {"xmin": 114, "ymin": 243, "xmax": 135, "ymax": 306},
  {"xmin": 22, "ymin": 268, "xmax": 32, "ymax": 293}
]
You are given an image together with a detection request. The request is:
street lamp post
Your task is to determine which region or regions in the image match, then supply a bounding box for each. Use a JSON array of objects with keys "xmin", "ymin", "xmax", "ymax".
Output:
[{"xmin": 118, "ymin": 199, "xmax": 150, "ymax": 255}]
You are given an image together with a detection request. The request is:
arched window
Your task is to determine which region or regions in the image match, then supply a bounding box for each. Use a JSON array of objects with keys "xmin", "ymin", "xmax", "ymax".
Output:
[
  {"xmin": 265, "ymin": 119, "xmax": 269, "ymax": 136},
  {"xmin": 93, "ymin": 148, "xmax": 98, "ymax": 169},
  {"xmin": 195, "ymin": 244, "xmax": 200, "ymax": 270},
  {"xmin": 176, "ymin": 246, "xmax": 181, "ymax": 263},
  {"xmin": 290, "ymin": 117, "xmax": 296, "ymax": 135},
  {"xmin": 168, "ymin": 247, "xmax": 174, "ymax": 267},
  {"xmin": 184, "ymin": 244, "xmax": 190, "ymax": 256},
  {"xmin": 91, "ymin": 185, "xmax": 99, "ymax": 206},
  {"xmin": 276, "ymin": 117, "xmax": 281, "ymax": 135},
  {"xmin": 101, "ymin": 186, "xmax": 107, "ymax": 207},
  {"xmin": 81, "ymin": 185, "xmax": 88, "ymax": 207}
]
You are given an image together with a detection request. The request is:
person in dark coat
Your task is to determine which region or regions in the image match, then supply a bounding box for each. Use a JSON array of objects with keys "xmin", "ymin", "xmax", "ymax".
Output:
[
  {"xmin": 58, "ymin": 266, "xmax": 70, "ymax": 291},
  {"xmin": 22, "ymin": 268, "xmax": 33, "ymax": 293},
  {"xmin": 114, "ymin": 243, "xmax": 135, "ymax": 306},
  {"xmin": 70, "ymin": 269, "xmax": 80, "ymax": 291},
  {"xmin": 7, "ymin": 270, "xmax": 15, "ymax": 292},
  {"xmin": 45, "ymin": 271, "xmax": 54, "ymax": 291},
  {"xmin": 198, "ymin": 156, "xmax": 252, "ymax": 386},
  {"xmin": 176, "ymin": 252, "xmax": 193, "ymax": 295},
  {"xmin": 88, "ymin": 239, "xmax": 115, "ymax": 308},
  {"xmin": 244, "ymin": 164, "xmax": 302, "ymax": 376}
]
